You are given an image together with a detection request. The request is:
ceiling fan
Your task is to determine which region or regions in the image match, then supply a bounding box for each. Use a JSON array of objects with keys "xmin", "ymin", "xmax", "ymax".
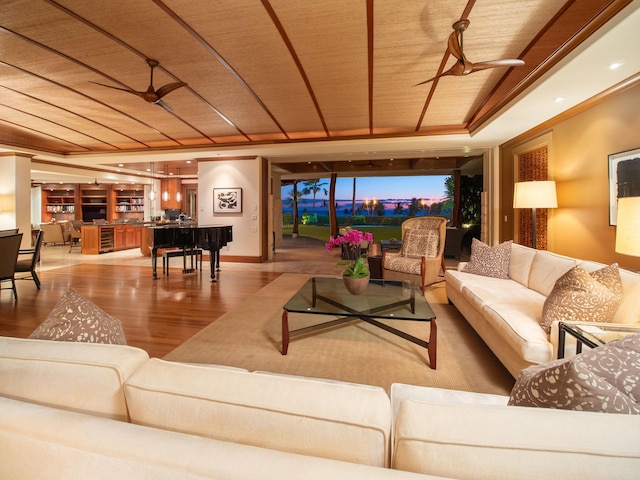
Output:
[
  {"xmin": 90, "ymin": 58, "xmax": 186, "ymax": 112},
  {"xmin": 415, "ymin": 19, "xmax": 524, "ymax": 86}
]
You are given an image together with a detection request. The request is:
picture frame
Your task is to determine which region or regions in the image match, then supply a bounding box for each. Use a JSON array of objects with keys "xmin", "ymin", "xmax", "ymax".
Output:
[
  {"xmin": 214, "ymin": 187, "xmax": 242, "ymax": 213},
  {"xmin": 609, "ymin": 148, "xmax": 640, "ymax": 225}
]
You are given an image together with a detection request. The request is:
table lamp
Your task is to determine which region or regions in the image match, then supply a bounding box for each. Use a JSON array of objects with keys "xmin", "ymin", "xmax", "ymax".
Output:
[
  {"xmin": 513, "ymin": 180, "xmax": 558, "ymax": 249},
  {"xmin": 615, "ymin": 196, "xmax": 640, "ymax": 257}
]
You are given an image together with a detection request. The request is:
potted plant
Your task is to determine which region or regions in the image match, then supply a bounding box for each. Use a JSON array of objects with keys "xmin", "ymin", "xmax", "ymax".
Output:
[
  {"xmin": 326, "ymin": 229, "xmax": 374, "ymax": 260},
  {"xmin": 341, "ymin": 256, "xmax": 370, "ymax": 295}
]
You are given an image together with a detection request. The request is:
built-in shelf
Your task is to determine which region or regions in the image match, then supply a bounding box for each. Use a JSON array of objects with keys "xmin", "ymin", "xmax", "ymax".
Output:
[
  {"xmin": 112, "ymin": 185, "xmax": 145, "ymax": 219},
  {"xmin": 42, "ymin": 184, "xmax": 76, "ymax": 222}
]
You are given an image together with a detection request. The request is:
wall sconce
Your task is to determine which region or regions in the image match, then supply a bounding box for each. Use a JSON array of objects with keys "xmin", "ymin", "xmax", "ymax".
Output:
[
  {"xmin": 513, "ymin": 180, "xmax": 558, "ymax": 249},
  {"xmin": 615, "ymin": 197, "xmax": 640, "ymax": 257}
]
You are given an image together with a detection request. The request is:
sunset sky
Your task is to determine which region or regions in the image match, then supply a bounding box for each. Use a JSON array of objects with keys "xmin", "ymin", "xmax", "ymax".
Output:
[{"xmin": 282, "ymin": 175, "xmax": 449, "ymax": 202}]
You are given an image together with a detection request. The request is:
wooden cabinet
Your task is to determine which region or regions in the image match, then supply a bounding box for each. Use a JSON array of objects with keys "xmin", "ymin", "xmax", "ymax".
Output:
[
  {"xmin": 112, "ymin": 185, "xmax": 145, "ymax": 222},
  {"xmin": 41, "ymin": 184, "xmax": 76, "ymax": 222},
  {"xmin": 161, "ymin": 178, "xmax": 182, "ymax": 210},
  {"xmin": 81, "ymin": 224, "xmax": 142, "ymax": 254}
]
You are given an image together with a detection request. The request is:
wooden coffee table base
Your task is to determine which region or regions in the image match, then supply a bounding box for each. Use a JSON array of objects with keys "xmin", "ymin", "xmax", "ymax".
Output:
[{"xmin": 281, "ymin": 310, "xmax": 437, "ymax": 369}]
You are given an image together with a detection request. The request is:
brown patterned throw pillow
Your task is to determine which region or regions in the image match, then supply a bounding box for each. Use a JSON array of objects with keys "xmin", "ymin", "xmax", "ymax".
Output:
[
  {"xmin": 461, "ymin": 239, "xmax": 512, "ymax": 279},
  {"xmin": 508, "ymin": 333, "xmax": 640, "ymax": 414},
  {"xmin": 400, "ymin": 229, "xmax": 439, "ymax": 259},
  {"xmin": 540, "ymin": 264, "xmax": 623, "ymax": 334},
  {"xmin": 29, "ymin": 288, "xmax": 127, "ymax": 344}
]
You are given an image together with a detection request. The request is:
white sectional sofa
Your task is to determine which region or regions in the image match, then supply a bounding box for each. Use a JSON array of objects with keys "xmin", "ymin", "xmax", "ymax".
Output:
[
  {"xmin": 2, "ymin": 335, "xmax": 640, "ymax": 479},
  {"xmin": 445, "ymin": 242, "xmax": 640, "ymax": 377},
  {"xmin": 0, "ymin": 336, "xmax": 437, "ymax": 480}
]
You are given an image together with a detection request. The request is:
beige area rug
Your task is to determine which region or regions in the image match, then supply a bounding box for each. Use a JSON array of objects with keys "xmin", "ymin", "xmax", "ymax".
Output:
[{"xmin": 165, "ymin": 274, "xmax": 515, "ymax": 395}]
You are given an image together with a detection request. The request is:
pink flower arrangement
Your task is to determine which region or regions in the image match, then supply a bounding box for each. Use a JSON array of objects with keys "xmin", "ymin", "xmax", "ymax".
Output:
[{"xmin": 326, "ymin": 229, "xmax": 374, "ymax": 252}]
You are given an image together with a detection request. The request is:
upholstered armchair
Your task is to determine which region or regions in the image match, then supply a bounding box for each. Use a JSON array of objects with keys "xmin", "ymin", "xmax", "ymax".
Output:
[
  {"xmin": 40, "ymin": 223, "xmax": 68, "ymax": 246},
  {"xmin": 381, "ymin": 217, "xmax": 447, "ymax": 292}
]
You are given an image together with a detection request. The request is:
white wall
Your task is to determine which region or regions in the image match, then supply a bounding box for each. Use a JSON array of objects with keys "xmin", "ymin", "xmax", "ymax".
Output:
[{"xmin": 197, "ymin": 157, "xmax": 263, "ymax": 258}]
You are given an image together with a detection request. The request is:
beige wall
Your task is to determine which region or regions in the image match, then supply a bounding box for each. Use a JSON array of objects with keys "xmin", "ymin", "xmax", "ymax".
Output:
[{"xmin": 501, "ymin": 82, "xmax": 640, "ymax": 271}]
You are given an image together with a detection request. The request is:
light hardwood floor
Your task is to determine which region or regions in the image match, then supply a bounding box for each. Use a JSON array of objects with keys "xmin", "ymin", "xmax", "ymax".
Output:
[
  {"xmin": 1, "ymin": 237, "xmax": 457, "ymax": 358},
  {"xmin": 0, "ymin": 236, "xmax": 345, "ymax": 358}
]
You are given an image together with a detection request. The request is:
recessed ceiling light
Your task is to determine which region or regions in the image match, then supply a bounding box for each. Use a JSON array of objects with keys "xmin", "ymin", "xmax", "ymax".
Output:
[
  {"xmin": 609, "ymin": 61, "xmax": 624, "ymax": 70},
  {"xmin": 555, "ymin": 97, "xmax": 565, "ymax": 103}
]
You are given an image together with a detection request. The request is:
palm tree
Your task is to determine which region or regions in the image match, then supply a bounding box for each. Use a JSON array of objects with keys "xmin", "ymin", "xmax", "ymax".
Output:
[
  {"xmin": 302, "ymin": 180, "xmax": 328, "ymax": 215},
  {"xmin": 284, "ymin": 180, "xmax": 304, "ymax": 236},
  {"xmin": 442, "ymin": 176, "xmax": 455, "ymax": 215},
  {"xmin": 408, "ymin": 198, "xmax": 421, "ymax": 216},
  {"xmin": 351, "ymin": 177, "xmax": 357, "ymax": 216}
]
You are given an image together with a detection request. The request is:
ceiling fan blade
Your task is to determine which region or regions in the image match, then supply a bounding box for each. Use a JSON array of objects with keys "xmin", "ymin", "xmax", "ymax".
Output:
[
  {"xmin": 414, "ymin": 19, "xmax": 524, "ymax": 86},
  {"xmin": 414, "ymin": 69, "xmax": 455, "ymax": 86},
  {"xmin": 155, "ymin": 99, "xmax": 174, "ymax": 113},
  {"xmin": 90, "ymin": 81, "xmax": 138, "ymax": 94},
  {"xmin": 470, "ymin": 58, "xmax": 525, "ymax": 72},
  {"xmin": 155, "ymin": 82, "xmax": 187, "ymax": 100},
  {"xmin": 447, "ymin": 30, "xmax": 463, "ymax": 60}
]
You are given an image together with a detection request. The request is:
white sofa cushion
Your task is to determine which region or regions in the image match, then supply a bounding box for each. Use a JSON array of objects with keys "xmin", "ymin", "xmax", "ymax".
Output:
[
  {"xmin": 528, "ymin": 250, "xmax": 577, "ymax": 296},
  {"xmin": 393, "ymin": 399, "xmax": 640, "ymax": 479},
  {"xmin": 0, "ymin": 336, "xmax": 148, "ymax": 421},
  {"xmin": 509, "ymin": 242, "xmax": 537, "ymax": 286},
  {"xmin": 613, "ymin": 268, "xmax": 640, "ymax": 325},
  {"xmin": 124, "ymin": 359, "xmax": 392, "ymax": 467},
  {"xmin": 0, "ymin": 397, "xmax": 434, "ymax": 480}
]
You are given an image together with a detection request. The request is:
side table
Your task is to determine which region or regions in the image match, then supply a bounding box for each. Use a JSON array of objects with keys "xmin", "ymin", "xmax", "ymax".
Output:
[{"xmin": 557, "ymin": 321, "xmax": 640, "ymax": 359}]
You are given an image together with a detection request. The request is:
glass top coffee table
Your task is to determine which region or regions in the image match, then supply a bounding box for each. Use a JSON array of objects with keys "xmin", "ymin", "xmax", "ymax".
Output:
[{"xmin": 282, "ymin": 277, "xmax": 437, "ymax": 368}]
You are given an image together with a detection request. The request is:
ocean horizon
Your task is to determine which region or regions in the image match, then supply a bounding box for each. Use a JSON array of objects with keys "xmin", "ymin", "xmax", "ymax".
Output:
[{"xmin": 283, "ymin": 197, "xmax": 443, "ymax": 217}]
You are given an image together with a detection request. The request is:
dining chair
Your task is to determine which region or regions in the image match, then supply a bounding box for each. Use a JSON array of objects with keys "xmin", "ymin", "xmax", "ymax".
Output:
[
  {"xmin": 0, "ymin": 228, "xmax": 19, "ymax": 237},
  {"xmin": 68, "ymin": 221, "xmax": 82, "ymax": 252},
  {"xmin": 16, "ymin": 230, "xmax": 44, "ymax": 289},
  {"xmin": 0, "ymin": 233, "xmax": 23, "ymax": 300}
]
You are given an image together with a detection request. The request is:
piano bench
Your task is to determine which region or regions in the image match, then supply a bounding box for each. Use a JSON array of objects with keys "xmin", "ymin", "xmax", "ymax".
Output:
[{"xmin": 162, "ymin": 248, "xmax": 203, "ymax": 275}]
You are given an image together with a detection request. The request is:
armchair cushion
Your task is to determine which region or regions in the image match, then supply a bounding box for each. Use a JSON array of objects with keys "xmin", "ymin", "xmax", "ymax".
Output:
[
  {"xmin": 400, "ymin": 229, "xmax": 439, "ymax": 259},
  {"xmin": 383, "ymin": 254, "xmax": 422, "ymax": 276}
]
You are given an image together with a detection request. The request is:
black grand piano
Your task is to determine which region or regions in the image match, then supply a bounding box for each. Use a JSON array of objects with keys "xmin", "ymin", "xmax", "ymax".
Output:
[{"xmin": 150, "ymin": 224, "xmax": 233, "ymax": 281}]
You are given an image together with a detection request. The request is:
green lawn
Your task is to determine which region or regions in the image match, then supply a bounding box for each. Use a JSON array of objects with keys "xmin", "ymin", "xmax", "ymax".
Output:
[{"xmin": 282, "ymin": 224, "xmax": 402, "ymax": 243}]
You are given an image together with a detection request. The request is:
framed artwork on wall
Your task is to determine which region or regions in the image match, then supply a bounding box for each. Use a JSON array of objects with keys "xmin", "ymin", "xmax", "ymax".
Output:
[
  {"xmin": 609, "ymin": 148, "xmax": 640, "ymax": 225},
  {"xmin": 214, "ymin": 187, "xmax": 242, "ymax": 213}
]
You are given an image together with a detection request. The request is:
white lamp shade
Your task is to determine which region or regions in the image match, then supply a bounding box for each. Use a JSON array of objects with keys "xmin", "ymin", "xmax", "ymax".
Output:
[
  {"xmin": 513, "ymin": 181, "xmax": 558, "ymax": 209},
  {"xmin": 615, "ymin": 196, "xmax": 640, "ymax": 257}
]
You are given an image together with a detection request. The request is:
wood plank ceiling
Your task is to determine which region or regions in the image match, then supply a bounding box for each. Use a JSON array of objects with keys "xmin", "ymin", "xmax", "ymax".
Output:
[{"xmin": 0, "ymin": 0, "xmax": 633, "ymax": 178}]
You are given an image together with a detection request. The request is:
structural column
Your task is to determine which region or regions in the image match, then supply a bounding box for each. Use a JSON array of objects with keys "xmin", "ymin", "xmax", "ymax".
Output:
[{"xmin": 0, "ymin": 152, "xmax": 33, "ymax": 248}]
